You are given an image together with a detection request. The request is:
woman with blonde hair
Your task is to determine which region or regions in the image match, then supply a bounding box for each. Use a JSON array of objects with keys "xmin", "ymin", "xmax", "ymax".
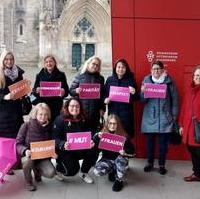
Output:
[
  {"xmin": 32, "ymin": 55, "xmax": 69, "ymax": 121},
  {"xmin": 16, "ymin": 103, "xmax": 55, "ymax": 191},
  {"xmin": 0, "ymin": 50, "xmax": 24, "ymax": 139},
  {"xmin": 69, "ymin": 55, "xmax": 105, "ymax": 135}
]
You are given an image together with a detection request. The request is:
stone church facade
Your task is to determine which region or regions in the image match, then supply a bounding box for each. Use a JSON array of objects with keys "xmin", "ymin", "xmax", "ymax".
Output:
[{"xmin": 0, "ymin": 0, "xmax": 112, "ymax": 68}]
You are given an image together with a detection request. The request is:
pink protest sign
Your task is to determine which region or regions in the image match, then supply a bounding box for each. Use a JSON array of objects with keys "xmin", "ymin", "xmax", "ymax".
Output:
[
  {"xmin": 40, "ymin": 81, "xmax": 61, "ymax": 97},
  {"xmin": 0, "ymin": 138, "xmax": 17, "ymax": 183},
  {"xmin": 66, "ymin": 132, "xmax": 91, "ymax": 150},
  {"xmin": 79, "ymin": 83, "xmax": 100, "ymax": 99},
  {"xmin": 109, "ymin": 86, "xmax": 130, "ymax": 103},
  {"xmin": 98, "ymin": 133, "xmax": 126, "ymax": 153},
  {"xmin": 144, "ymin": 83, "xmax": 167, "ymax": 98}
]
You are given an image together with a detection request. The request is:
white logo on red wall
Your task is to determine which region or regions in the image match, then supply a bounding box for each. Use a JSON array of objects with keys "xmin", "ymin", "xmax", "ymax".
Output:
[{"xmin": 146, "ymin": 50, "xmax": 178, "ymax": 63}]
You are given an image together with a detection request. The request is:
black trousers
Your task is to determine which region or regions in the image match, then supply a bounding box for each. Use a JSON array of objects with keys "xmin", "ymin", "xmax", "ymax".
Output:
[
  {"xmin": 187, "ymin": 145, "xmax": 200, "ymax": 177},
  {"xmin": 56, "ymin": 148, "xmax": 98, "ymax": 176}
]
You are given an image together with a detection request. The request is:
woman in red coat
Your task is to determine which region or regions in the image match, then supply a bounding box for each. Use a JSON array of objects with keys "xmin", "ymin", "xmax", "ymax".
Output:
[{"xmin": 179, "ymin": 65, "xmax": 200, "ymax": 182}]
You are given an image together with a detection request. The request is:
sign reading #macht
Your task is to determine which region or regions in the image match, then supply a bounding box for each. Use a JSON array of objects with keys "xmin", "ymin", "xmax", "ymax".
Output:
[
  {"xmin": 79, "ymin": 83, "xmax": 100, "ymax": 99},
  {"xmin": 30, "ymin": 140, "xmax": 56, "ymax": 160},
  {"xmin": 66, "ymin": 132, "xmax": 91, "ymax": 150},
  {"xmin": 40, "ymin": 81, "xmax": 62, "ymax": 97},
  {"xmin": 109, "ymin": 86, "xmax": 130, "ymax": 103},
  {"xmin": 144, "ymin": 83, "xmax": 167, "ymax": 99},
  {"xmin": 98, "ymin": 133, "xmax": 125, "ymax": 153}
]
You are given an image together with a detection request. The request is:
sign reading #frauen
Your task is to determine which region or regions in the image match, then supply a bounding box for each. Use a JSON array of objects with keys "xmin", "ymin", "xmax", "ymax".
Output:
[
  {"xmin": 109, "ymin": 86, "xmax": 130, "ymax": 103},
  {"xmin": 39, "ymin": 81, "xmax": 61, "ymax": 97},
  {"xmin": 8, "ymin": 79, "xmax": 31, "ymax": 100},
  {"xmin": 144, "ymin": 83, "xmax": 167, "ymax": 99},
  {"xmin": 66, "ymin": 132, "xmax": 91, "ymax": 150},
  {"xmin": 98, "ymin": 133, "xmax": 126, "ymax": 153},
  {"xmin": 79, "ymin": 83, "xmax": 100, "ymax": 99},
  {"xmin": 30, "ymin": 140, "xmax": 56, "ymax": 160}
]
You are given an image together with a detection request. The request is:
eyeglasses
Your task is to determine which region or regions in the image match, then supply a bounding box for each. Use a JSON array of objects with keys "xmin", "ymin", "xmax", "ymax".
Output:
[
  {"xmin": 151, "ymin": 68, "xmax": 162, "ymax": 71},
  {"xmin": 69, "ymin": 105, "xmax": 80, "ymax": 108},
  {"xmin": 108, "ymin": 122, "xmax": 117, "ymax": 125}
]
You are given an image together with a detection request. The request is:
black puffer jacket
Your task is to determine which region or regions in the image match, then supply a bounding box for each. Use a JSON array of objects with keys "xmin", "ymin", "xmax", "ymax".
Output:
[
  {"xmin": 52, "ymin": 115, "xmax": 90, "ymax": 154},
  {"xmin": 104, "ymin": 73, "xmax": 138, "ymax": 137},
  {"xmin": 69, "ymin": 71, "xmax": 104, "ymax": 134},
  {"xmin": 16, "ymin": 118, "xmax": 51, "ymax": 157},
  {"xmin": 0, "ymin": 66, "xmax": 24, "ymax": 138},
  {"xmin": 33, "ymin": 68, "xmax": 69, "ymax": 120}
]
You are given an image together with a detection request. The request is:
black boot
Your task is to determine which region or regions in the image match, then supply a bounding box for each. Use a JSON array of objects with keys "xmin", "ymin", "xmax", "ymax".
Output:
[{"xmin": 112, "ymin": 179, "xmax": 123, "ymax": 192}]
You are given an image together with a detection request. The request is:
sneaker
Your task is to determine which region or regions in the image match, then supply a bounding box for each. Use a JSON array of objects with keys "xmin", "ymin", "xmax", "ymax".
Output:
[
  {"xmin": 79, "ymin": 173, "xmax": 94, "ymax": 184},
  {"xmin": 144, "ymin": 164, "xmax": 153, "ymax": 172},
  {"xmin": 54, "ymin": 172, "xmax": 65, "ymax": 181},
  {"xmin": 112, "ymin": 180, "xmax": 123, "ymax": 192},
  {"xmin": 159, "ymin": 167, "xmax": 167, "ymax": 175},
  {"xmin": 108, "ymin": 171, "xmax": 116, "ymax": 182},
  {"xmin": 26, "ymin": 182, "xmax": 36, "ymax": 191}
]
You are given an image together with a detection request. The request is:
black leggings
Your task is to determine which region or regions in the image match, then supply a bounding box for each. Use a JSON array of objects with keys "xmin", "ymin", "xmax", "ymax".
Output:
[{"xmin": 56, "ymin": 148, "xmax": 98, "ymax": 176}]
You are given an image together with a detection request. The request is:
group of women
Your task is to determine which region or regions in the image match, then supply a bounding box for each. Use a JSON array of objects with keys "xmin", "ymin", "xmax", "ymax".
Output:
[{"xmin": 0, "ymin": 50, "xmax": 200, "ymax": 192}]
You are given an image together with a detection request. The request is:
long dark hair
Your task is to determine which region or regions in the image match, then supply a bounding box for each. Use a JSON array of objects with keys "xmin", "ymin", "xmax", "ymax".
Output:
[
  {"xmin": 113, "ymin": 58, "xmax": 133, "ymax": 78},
  {"xmin": 61, "ymin": 97, "xmax": 85, "ymax": 121}
]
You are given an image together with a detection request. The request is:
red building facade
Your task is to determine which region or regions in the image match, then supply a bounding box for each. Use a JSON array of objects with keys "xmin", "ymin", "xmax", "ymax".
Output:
[{"xmin": 111, "ymin": 0, "xmax": 200, "ymax": 160}]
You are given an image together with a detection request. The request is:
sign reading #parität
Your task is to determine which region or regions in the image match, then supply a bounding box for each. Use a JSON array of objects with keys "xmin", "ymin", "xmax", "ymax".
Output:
[
  {"xmin": 66, "ymin": 132, "xmax": 91, "ymax": 150},
  {"xmin": 98, "ymin": 133, "xmax": 125, "ymax": 152},
  {"xmin": 109, "ymin": 86, "xmax": 130, "ymax": 103},
  {"xmin": 79, "ymin": 83, "xmax": 100, "ymax": 99},
  {"xmin": 40, "ymin": 81, "xmax": 61, "ymax": 97},
  {"xmin": 144, "ymin": 83, "xmax": 167, "ymax": 99}
]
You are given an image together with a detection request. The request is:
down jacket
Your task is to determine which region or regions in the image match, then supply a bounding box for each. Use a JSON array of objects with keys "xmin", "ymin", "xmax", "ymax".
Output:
[
  {"xmin": 140, "ymin": 74, "xmax": 179, "ymax": 133},
  {"xmin": 0, "ymin": 66, "xmax": 24, "ymax": 138}
]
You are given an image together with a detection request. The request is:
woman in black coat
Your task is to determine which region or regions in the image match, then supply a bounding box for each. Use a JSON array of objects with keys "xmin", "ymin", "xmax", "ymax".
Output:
[
  {"xmin": 33, "ymin": 55, "xmax": 69, "ymax": 121},
  {"xmin": 0, "ymin": 50, "xmax": 24, "ymax": 139},
  {"xmin": 104, "ymin": 59, "xmax": 138, "ymax": 138},
  {"xmin": 69, "ymin": 56, "xmax": 105, "ymax": 134},
  {"xmin": 52, "ymin": 98, "xmax": 97, "ymax": 183}
]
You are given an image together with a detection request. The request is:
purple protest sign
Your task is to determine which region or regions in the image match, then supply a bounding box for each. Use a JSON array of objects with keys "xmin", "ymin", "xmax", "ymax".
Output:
[
  {"xmin": 144, "ymin": 83, "xmax": 167, "ymax": 98},
  {"xmin": 0, "ymin": 138, "xmax": 17, "ymax": 183},
  {"xmin": 66, "ymin": 132, "xmax": 91, "ymax": 150},
  {"xmin": 109, "ymin": 86, "xmax": 130, "ymax": 103},
  {"xmin": 40, "ymin": 81, "xmax": 61, "ymax": 97},
  {"xmin": 79, "ymin": 83, "xmax": 100, "ymax": 99},
  {"xmin": 98, "ymin": 133, "xmax": 125, "ymax": 153}
]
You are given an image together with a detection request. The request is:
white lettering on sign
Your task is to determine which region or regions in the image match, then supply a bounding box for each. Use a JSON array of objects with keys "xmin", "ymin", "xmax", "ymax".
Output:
[
  {"xmin": 146, "ymin": 88, "xmax": 165, "ymax": 93},
  {"xmin": 31, "ymin": 146, "xmax": 54, "ymax": 153},
  {"xmin": 82, "ymin": 88, "xmax": 100, "ymax": 92},
  {"xmin": 40, "ymin": 87, "xmax": 60, "ymax": 90},
  {"xmin": 68, "ymin": 137, "xmax": 88, "ymax": 143},
  {"xmin": 101, "ymin": 138, "xmax": 123, "ymax": 146},
  {"xmin": 110, "ymin": 91, "xmax": 129, "ymax": 96}
]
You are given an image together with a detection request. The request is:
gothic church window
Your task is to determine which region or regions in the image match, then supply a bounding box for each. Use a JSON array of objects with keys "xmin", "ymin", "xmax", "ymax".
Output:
[{"xmin": 73, "ymin": 17, "xmax": 95, "ymax": 38}]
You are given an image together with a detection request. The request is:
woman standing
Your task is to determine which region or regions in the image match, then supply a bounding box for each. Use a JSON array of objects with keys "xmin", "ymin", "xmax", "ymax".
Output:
[
  {"xmin": 0, "ymin": 50, "xmax": 24, "ymax": 139},
  {"xmin": 104, "ymin": 59, "xmax": 138, "ymax": 138},
  {"xmin": 52, "ymin": 98, "xmax": 97, "ymax": 183},
  {"xmin": 140, "ymin": 60, "xmax": 178, "ymax": 175},
  {"xmin": 179, "ymin": 66, "xmax": 200, "ymax": 181},
  {"xmin": 33, "ymin": 55, "xmax": 69, "ymax": 121},
  {"xmin": 69, "ymin": 56, "xmax": 105, "ymax": 134}
]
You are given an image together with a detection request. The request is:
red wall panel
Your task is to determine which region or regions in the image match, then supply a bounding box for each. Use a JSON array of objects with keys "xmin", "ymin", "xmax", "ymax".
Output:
[{"xmin": 111, "ymin": 0, "xmax": 200, "ymax": 160}]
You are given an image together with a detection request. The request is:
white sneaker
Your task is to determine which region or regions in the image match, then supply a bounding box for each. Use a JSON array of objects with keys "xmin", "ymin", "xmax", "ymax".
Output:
[
  {"xmin": 54, "ymin": 172, "xmax": 65, "ymax": 181},
  {"xmin": 79, "ymin": 173, "xmax": 94, "ymax": 184}
]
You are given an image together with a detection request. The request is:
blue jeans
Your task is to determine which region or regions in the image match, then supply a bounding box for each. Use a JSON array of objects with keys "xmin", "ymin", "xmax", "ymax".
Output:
[{"xmin": 145, "ymin": 133, "xmax": 170, "ymax": 166}]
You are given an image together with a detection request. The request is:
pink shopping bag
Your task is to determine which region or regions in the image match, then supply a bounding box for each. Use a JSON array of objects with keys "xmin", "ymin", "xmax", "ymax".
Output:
[{"xmin": 0, "ymin": 138, "xmax": 17, "ymax": 183}]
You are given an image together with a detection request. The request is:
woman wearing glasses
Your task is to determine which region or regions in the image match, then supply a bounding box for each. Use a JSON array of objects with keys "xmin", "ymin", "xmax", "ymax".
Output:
[{"xmin": 140, "ymin": 60, "xmax": 179, "ymax": 175}]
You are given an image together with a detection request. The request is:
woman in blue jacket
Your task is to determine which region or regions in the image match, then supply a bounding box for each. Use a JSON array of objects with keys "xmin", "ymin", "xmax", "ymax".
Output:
[
  {"xmin": 140, "ymin": 60, "xmax": 179, "ymax": 175},
  {"xmin": 104, "ymin": 59, "xmax": 138, "ymax": 138}
]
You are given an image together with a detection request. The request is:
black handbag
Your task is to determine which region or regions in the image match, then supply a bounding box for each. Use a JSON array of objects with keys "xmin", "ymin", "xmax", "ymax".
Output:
[
  {"xmin": 169, "ymin": 122, "xmax": 182, "ymax": 145},
  {"xmin": 22, "ymin": 95, "xmax": 32, "ymax": 115},
  {"xmin": 193, "ymin": 117, "xmax": 200, "ymax": 143}
]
